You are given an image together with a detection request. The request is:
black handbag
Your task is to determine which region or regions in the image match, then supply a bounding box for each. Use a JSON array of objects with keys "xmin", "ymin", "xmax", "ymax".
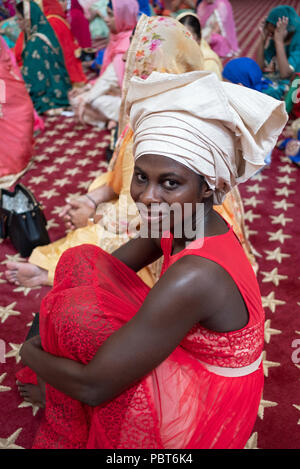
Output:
[{"xmin": 0, "ymin": 184, "xmax": 50, "ymax": 257}]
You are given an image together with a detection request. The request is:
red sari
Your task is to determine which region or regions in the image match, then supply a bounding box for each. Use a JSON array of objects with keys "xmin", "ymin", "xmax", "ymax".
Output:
[
  {"xmin": 14, "ymin": 0, "xmax": 87, "ymax": 85},
  {"xmin": 18, "ymin": 223, "xmax": 264, "ymax": 449}
]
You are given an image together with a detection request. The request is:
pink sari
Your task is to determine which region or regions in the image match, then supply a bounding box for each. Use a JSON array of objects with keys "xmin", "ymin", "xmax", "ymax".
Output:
[
  {"xmin": 0, "ymin": 37, "xmax": 34, "ymax": 180},
  {"xmin": 197, "ymin": 0, "xmax": 239, "ymax": 58},
  {"xmin": 100, "ymin": 0, "xmax": 139, "ymax": 87}
]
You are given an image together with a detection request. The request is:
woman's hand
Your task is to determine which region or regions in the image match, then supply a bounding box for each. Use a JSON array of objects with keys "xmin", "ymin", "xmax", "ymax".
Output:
[
  {"xmin": 274, "ymin": 16, "xmax": 289, "ymax": 43},
  {"xmin": 258, "ymin": 16, "xmax": 268, "ymax": 42},
  {"xmin": 59, "ymin": 195, "xmax": 96, "ymax": 230}
]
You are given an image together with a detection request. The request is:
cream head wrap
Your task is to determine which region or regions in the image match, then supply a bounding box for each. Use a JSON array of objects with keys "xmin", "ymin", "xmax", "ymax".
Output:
[{"xmin": 126, "ymin": 71, "xmax": 288, "ymax": 204}]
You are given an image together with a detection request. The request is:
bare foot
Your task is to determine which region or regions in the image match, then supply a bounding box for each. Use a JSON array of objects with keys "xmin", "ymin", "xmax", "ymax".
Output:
[
  {"xmin": 5, "ymin": 262, "xmax": 49, "ymax": 287},
  {"xmin": 17, "ymin": 380, "xmax": 46, "ymax": 408}
]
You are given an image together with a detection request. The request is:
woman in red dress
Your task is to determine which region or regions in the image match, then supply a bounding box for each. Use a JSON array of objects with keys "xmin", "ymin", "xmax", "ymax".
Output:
[{"xmin": 18, "ymin": 70, "xmax": 287, "ymax": 449}]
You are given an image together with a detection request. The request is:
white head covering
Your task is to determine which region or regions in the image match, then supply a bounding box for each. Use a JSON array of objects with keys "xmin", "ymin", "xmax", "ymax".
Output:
[{"xmin": 126, "ymin": 71, "xmax": 288, "ymax": 204}]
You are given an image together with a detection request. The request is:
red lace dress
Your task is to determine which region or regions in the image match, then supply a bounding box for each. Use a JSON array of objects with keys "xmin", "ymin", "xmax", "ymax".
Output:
[{"xmin": 17, "ymin": 226, "xmax": 264, "ymax": 449}]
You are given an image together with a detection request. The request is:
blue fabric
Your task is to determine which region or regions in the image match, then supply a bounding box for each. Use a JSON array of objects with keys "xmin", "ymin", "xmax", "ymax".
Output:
[
  {"xmin": 222, "ymin": 57, "xmax": 272, "ymax": 91},
  {"xmin": 137, "ymin": 0, "xmax": 151, "ymax": 16}
]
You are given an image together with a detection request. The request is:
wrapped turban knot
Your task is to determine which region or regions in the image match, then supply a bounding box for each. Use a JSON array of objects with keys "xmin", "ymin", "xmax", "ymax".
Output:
[{"xmin": 125, "ymin": 71, "xmax": 288, "ymax": 204}]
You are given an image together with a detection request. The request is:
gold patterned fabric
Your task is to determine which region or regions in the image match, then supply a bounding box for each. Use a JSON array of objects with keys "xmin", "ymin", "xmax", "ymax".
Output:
[{"xmin": 20, "ymin": 0, "xmax": 70, "ymax": 113}]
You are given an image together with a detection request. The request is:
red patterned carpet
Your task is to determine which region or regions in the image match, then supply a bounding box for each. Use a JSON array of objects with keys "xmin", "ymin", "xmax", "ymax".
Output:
[{"xmin": 0, "ymin": 0, "xmax": 300, "ymax": 450}]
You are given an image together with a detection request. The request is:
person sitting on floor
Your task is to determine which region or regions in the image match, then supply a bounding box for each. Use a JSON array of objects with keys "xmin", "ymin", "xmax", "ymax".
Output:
[
  {"xmin": 15, "ymin": 0, "xmax": 87, "ymax": 86},
  {"xmin": 17, "ymin": 69, "xmax": 287, "ymax": 450},
  {"xmin": 69, "ymin": 0, "xmax": 139, "ymax": 129},
  {"xmin": 196, "ymin": 0, "xmax": 239, "ymax": 58},
  {"xmin": 15, "ymin": 1, "xmax": 71, "ymax": 115},
  {"xmin": 5, "ymin": 15, "xmax": 258, "ymax": 291},
  {"xmin": 177, "ymin": 10, "xmax": 223, "ymax": 79},
  {"xmin": 256, "ymin": 5, "xmax": 300, "ymax": 105}
]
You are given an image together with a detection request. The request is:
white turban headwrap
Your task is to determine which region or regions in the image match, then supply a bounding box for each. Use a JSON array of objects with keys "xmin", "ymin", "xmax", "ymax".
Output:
[{"xmin": 125, "ymin": 71, "xmax": 288, "ymax": 204}]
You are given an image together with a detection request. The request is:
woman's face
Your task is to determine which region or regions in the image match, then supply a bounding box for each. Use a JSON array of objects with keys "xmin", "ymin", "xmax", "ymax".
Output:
[
  {"xmin": 105, "ymin": 6, "xmax": 117, "ymax": 33},
  {"xmin": 131, "ymin": 154, "xmax": 209, "ymax": 237},
  {"xmin": 265, "ymin": 22, "xmax": 276, "ymax": 38}
]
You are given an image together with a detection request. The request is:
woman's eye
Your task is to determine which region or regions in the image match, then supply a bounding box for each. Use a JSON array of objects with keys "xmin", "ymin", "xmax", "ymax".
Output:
[
  {"xmin": 163, "ymin": 180, "xmax": 179, "ymax": 190},
  {"xmin": 135, "ymin": 172, "xmax": 147, "ymax": 183}
]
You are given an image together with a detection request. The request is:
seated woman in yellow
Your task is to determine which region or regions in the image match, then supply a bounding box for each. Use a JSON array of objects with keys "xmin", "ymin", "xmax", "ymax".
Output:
[
  {"xmin": 177, "ymin": 10, "xmax": 223, "ymax": 79},
  {"xmin": 5, "ymin": 14, "xmax": 257, "ymax": 290}
]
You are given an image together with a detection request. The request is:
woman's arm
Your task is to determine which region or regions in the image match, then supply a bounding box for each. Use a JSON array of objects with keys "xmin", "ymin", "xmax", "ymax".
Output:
[
  {"xmin": 274, "ymin": 16, "xmax": 294, "ymax": 79},
  {"xmin": 20, "ymin": 256, "xmax": 219, "ymax": 406}
]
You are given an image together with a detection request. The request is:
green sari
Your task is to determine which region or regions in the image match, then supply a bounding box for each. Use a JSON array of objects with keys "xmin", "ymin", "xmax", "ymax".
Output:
[
  {"xmin": 21, "ymin": 0, "xmax": 71, "ymax": 113},
  {"xmin": 262, "ymin": 6, "xmax": 300, "ymax": 107}
]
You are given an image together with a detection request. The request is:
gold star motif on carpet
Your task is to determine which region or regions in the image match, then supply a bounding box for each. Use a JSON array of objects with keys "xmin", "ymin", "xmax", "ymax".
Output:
[
  {"xmin": 42, "ymin": 165, "xmax": 59, "ymax": 175},
  {"xmin": 0, "ymin": 373, "xmax": 11, "ymax": 393},
  {"xmin": 74, "ymin": 140, "xmax": 88, "ymax": 147},
  {"xmin": 44, "ymin": 146, "xmax": 58, "ymax": 154},
  {"xmin": 251, "ymin": 172, "xmax": 268, "ymax": 182},
  {"xmin": 258, "ymin": 395, "xmax": 278, "ymax": 420},
  {"xmin": 18, "ymin": 400, "xmax": 41, "ymax": 417},
  {"xmin": 0, "ymin": 428, "xmax": 24, "ymax": 449},
  {"xmin": 64, "ymin": 131, "xmax": 77, "ymax": 138},
  {"xmin": 78, "ymin": 180, "xmax": 92, "ymax": 190},
  {"xmin": 29, "ymin": 175, "xmax": 47, "ymax": 185},
  {"xmin": 275, "ymin": 187, "xmax": 296, "ymax": 197},
  {"xmin": 264, "ymin": 319, "xmax": 282, "ymax": 343},
  {"xmin": 65, "ymin": 167, "xmax": 82, "ymax": 177},
  {"xmin": 46, "ymin": 218, "xmax": 59, "ymax": 229},
  {"xmin": 246, "ymin": 183, "xmax": 266, "ymax": 194},
  {"xmin": 34, "ymin": 154, "xmax": 49, "ymax": 163},
  {"xmin": 55, "ymin": 138, "xmax": 69, "ymax": 146},
  {"xmin": 65, "ymin": 148, "xmax": 80, "ymax": 155},
  {"xmin": 243, "ymin": 196, "xmax": 263, "ymax": 208},
  {"xmin": 272, "ymin": 199, "xmax": 295, "ymax": 211},
  {"xmin": 261, "ymin": 291, "xmax": 286, "ymax": 313},
  {"xmin": 245, "ymin": 432, "xmax": 259, "ymax": 449},
  {"xmin": 262, "ymin": 351, "xmax": 281, "ymax": 377},
  {"xmin": 0, "ymin": 302, "xmax": 21, "ymax": 323},
  {"xmin": 270, "ymin": 213, "xmax": 293, "ymax": 227},
  {"xmin": 95, "ymin": 141, "xmax": 108, "ymax": 149},
  {"xmin": 276, "ymin": 175, "xmax": 296, "ymax": 185},
  {"xmin": 5, "ymin": 343, "xmax": 22, "ymax": 364},
  {"xmin": 264, "ymin": 247, "xmax": 290, "ymax": 263},
  {"xmin": 293, "ymin": 405, "xmax": 300, "ymax": 425},
  {"xmin": 244, "ymin": 226, "xmax": 258, "ymax": 237},
  {"xmin": 76, "ymin": 157, "xmax": 92, "ymax": 167},
  {"xmin": 40, "ymin": 188, "xmax": 60, "ymax": 200},
  {"xmin": 87, "ymin": 149, "xmax": 99, "ymax": 157},
  {"xmin": 278, "ymin": 164, "xmax": 297, "ymax": 174},
  {"xmin": 1, "ymin": 253, "xmax": 23, "ymax": 264},
  {"xmin": 54, "ymin": 156, "xmax": 70, "ymax": 165},
  {"xmin": 244, "ymin": 210, "xmax": 262, "ymax": 222},
  {"xmin": 0, "ymin": 273, "xmax": 6, "ymax": 284},
  {"xmin": 53, "ymin": 177, "xmax": 70, "ymax": 187},
  {"xmin": 260, "ymin": 267, "xmax": 288, "ymax": 286},
  {"xmin": 267, "ymin": 229, "xmax": 292, "ymax": 244},
  {"xmin": 13, "ymin": 285, "xmax": 40, "ymax": 296}
]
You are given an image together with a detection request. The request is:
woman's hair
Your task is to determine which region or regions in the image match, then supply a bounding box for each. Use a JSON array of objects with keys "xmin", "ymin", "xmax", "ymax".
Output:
[
  {"xmin": 16, "ymin": 2, "xmax": 24, "ymax": 16},
  {"xmin": 178, "ymin": 14, "xmax": 202, "ymax": 41}
]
